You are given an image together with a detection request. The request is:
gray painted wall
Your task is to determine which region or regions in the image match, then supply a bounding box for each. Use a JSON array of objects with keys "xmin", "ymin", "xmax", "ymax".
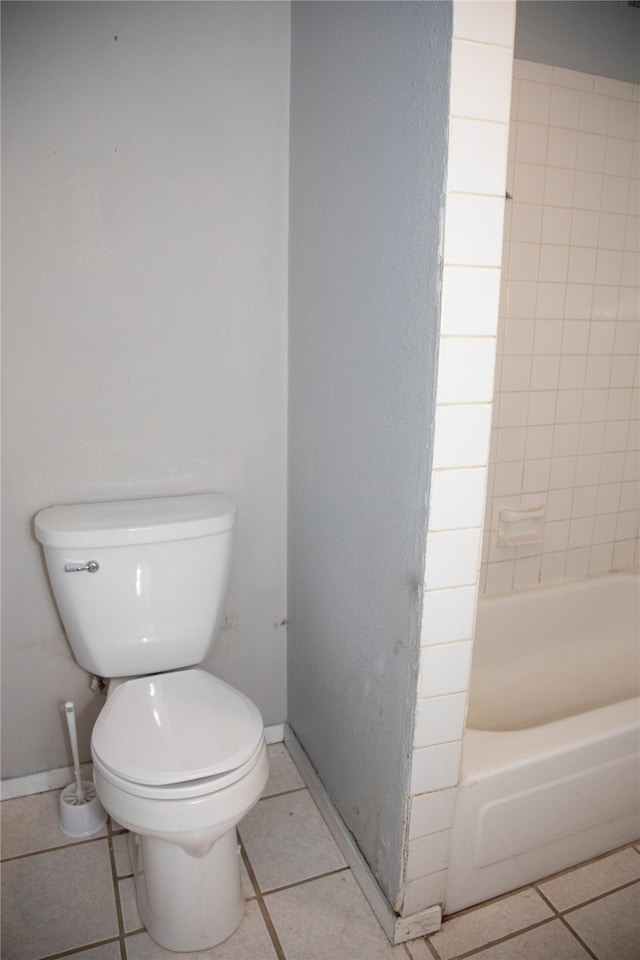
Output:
[
  {"xmin": 288, "ymin": 1, "xmax": 451, "ymax": 908},
  {"xmin": 515, "ymin": 0, "xmax": 640, "ymax": 82},
  {"xmin": 1, "ymin": 1, "xmax": 290, "ymax": 778}
]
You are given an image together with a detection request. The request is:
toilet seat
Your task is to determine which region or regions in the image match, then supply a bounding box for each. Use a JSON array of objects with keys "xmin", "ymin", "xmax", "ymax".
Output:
[
  {"xmin": 91, "ymin": 668, "xmax": 265, "ymax": 797},
  {"xmin": 92, "ymin": 736, "xmax": 266, "ymax": 800}
]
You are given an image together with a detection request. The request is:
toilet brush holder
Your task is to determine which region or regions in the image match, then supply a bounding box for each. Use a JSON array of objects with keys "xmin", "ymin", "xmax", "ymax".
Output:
[
  {"xmin": 59, "ymin": 780, "xmax": 107, "ymax": 838},
  {"xmin": 59, "ymin": 700, "xmax": 107, "ymax": 839}
]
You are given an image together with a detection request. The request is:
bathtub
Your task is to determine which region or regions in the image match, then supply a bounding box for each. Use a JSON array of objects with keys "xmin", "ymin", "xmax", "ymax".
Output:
[{"xmin": 445, "ymin": 571, "xmax": 640, "ymax": 915}]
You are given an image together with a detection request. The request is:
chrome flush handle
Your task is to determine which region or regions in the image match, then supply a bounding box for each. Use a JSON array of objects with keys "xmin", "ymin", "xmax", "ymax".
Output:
[{"xmin": 64, "ymin": 561, "xmax": 100, "ymax": 573}]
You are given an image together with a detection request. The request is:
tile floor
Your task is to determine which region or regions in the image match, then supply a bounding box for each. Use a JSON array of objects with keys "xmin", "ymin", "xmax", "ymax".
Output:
[{"xmin": 1, "ymin": 742, "xmax": 639, "ymax": 960}]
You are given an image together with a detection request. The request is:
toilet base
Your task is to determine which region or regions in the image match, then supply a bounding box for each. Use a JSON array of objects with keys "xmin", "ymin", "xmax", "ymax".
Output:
[{"xmin": 129, "ymin": 827, "xmax": 245, "ymax": 952}]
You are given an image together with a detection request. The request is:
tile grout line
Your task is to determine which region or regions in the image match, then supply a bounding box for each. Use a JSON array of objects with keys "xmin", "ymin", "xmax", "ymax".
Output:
[
  {"xmin": 239, "ymin": 838, "xmax": 287, "ymax": 960},
  {"xmin": 423, "ymin": 934, "xmax": 444, "ymax": 960},
  {"xmin": 106, "ymin": 819, "xmax": 128, "ymax": 960},
  {"xmin": 555, "ymin": 914, "xmax": 600, "ymax": 960},
  {"xmin": 533, "ymin": 885, "xmax": 600, "ymax": 960},
  {"xmin": 260, "ymin": 864, "xmax": 352, "ymax": 898},
  {"xmin": 537, "ymin": 874, "xmax": 640, "ymax": 918},
  {"xmin": 260, "ymin": 784, "xmax": 308, "ymax": 802},
  {"xmin": 426, "ymin": 866, "xmax": 640, "ymax": 960},
  {"xmin": 36, "ymin": 936, "xmax": 123, "ymax": 960},
  {"xmin": 435, "ymin": 915, "xmax": 572, "ymax": 960},
  {"xmin": 0, "ymin": 833, "xmax": 108, "ymax": 863}
]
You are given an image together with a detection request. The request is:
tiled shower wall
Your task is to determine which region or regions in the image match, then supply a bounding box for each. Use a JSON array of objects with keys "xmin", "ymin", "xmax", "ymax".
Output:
[
  {"xmin": 402, "ymin": 1, "xmax": 516, "ymax": 918},
  {"xmin": 481, "ymin": 60, "xmax": 640, "ymax": 595}
]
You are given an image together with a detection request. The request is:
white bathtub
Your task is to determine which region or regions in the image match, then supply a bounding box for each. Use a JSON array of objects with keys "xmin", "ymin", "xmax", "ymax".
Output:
[{"xmin": 445, "ymin": 571, "xmax": 640, "ymax": 915}]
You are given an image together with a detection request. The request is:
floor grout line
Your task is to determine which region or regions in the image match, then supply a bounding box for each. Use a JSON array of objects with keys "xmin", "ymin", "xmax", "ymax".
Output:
[
  {"xmin": 260, "ymin": 864, "xmax": 352, "ymax": 898},
  {"xmin": 239, "ymin": 839, "xmax": 287, "ymax": 960},
  {"xmin": 106, "ymin": 819, "xmax": 128, "ymax": 960},
  {"xmin": 37, "ymin": 937, "xmax": 123, "ymax": 960},
  {"xmin": 556, "ymin": 913, "xmax": 600, "ymax": 960},
  {"xmin": 438, "ymin": 916, "xmax": 564, "ymax": 960},
  {"xmin": 0, "ymin": 833, "xmax": 108, "ymax": 863}
]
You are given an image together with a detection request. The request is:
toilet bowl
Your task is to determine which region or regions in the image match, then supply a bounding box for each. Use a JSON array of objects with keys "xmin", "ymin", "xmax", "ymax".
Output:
[
  {"xmin": 34, "ymin": 493, "xmax": 270, "ymax": 952},
  {"xmin": 90, "ymin": 667, "xmax": 269, "ymax": 951}
]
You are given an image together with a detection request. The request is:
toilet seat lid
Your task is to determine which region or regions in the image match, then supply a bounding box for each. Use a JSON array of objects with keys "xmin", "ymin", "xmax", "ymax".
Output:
[{"xmin": 91, "ymin": 669, "xmax": 264, "ymax": 786}]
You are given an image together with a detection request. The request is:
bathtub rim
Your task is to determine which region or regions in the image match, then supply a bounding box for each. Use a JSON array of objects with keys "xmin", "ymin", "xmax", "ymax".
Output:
[
  {"xmin": 463, "ymin": 696, "xmax": 640, "ymax": 782},
  {"xmin": 476, "ymin": 567, "xmax": 638, "ymax": 606}
]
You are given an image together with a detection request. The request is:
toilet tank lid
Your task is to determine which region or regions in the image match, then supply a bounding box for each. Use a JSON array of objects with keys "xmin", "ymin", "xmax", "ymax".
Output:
[{"xmin": 34, "ymin": 493, "xmax": 236, "ymax": 548}]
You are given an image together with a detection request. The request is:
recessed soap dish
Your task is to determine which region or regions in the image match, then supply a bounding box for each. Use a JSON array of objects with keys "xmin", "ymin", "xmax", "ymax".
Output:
[{"xmin": 498, "ymin": 504, "xmax": 545, "ymax": 547}]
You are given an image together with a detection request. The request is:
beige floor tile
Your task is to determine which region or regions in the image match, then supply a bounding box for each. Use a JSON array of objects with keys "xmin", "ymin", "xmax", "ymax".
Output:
[
  {"xmin": 265, "ymin": 869, "xmax": 406, "ymax": 960},
  {"xmin": 124, "ymin": 900, "xmax": 278, "ymax": 959},
  {"xmin": 404, "ymin": 936, "xmax": 433, "ymax": 960},
  {"xmin": 119, "ymin": 876, "xmax": 143, "ymax": 933},
  {"xmin": 539, "ymin": 847, "xmax": 640, "ymax": 911},
  {"xmin": 0, "ymin": 790, "xmax": 106, "ymax": 859},
  {"xmin": 0, "ymin": 840, "xmax": 118, "ymax": 960},
  {"xmin": 263, "ymin": 743, "xmax": 305, "ymax": 798},
  {"xmin": 472, "ymin": 919, "xmax": 592, "ymax": 959},
  {"xmin": 239, "ymin": 789, "xmax": 346, "ymax": 892},
  {"xmin": 564, "ymin": 882, "xmax": 640, "ymax": 960},
  {"xmin": 428, "ymin": 889, "xmax": 553, "ymax": 960},
  {"xmin": 112, "ymin": 831, "xmax": 133, "ymax": 877},
  {"xmin": 240, "ymin": 855, "xmax": 255, "ymax": 899}
]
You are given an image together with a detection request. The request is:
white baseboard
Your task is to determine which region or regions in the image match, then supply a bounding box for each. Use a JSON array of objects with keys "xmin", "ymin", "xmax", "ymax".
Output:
[
  {"xmin": 264, "ymin": 722, "xmax": 285, "ymax": 745},
  {"xmin": 1, "ymin": 724, "xmax": 285, "ymax": 801},
  {"xmin": 283, "ymin": 725, "xmax": 441, "ymax": 944},
  {"xmin": 1, "ymin": 763, "xmax": 95, "ymax": 801}
]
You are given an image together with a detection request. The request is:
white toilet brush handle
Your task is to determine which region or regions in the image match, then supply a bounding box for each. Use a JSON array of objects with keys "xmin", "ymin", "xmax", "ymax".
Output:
[{"xmin": 64, "ymin": 701, "xmax": 85, "ymax": 801}]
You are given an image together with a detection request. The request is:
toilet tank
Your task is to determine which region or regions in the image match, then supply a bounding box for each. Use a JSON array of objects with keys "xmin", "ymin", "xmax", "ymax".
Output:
[{"xmin": 34, "ymin": 494, "xmax": 236, "ymax": 678}]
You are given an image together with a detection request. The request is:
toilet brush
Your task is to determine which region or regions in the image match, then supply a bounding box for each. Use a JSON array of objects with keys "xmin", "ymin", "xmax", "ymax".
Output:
[{"xmin": 59, "ymin": 701, "xmax": 107, "ymax": 838}]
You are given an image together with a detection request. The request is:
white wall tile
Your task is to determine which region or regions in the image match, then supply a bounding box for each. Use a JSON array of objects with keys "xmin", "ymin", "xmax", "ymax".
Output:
[
  {"xmin": 419, "ymin": 641, "xmax": 472, "ymax": 699},
  {"xmin": 576, "ymin": 132, "xmax": 607, "ymax": 173},
  {"xmin": 450, "ymin": 40, "xmax": 514, "ymax": 123},
  {"xmin": 414, "ymin": 693, "xmax": 467, "ymax": 748},
  {"xmin": 424, "ymin": 528, "xmax": 483, "ymax": 590},
  {"xmin": 420, "ymin": 586, "xmax": 478, "ymax": 645},
  {"xmin": 518, "ymin": 79, "xmax": 551, "ymax": 125},
  {"xmin": 550, "ymin": 86, "xmax": 582, "ymax": 129},
  {"xmin": 437, "ymin": 338, "xmax": 497, "ymax": 404},
  {"xmin": 432, "ymin": 403, "xmax": 493, "ymax": 469},
  {"xmin": 484, "ymin": 558, "xmax": 514, "ymax": 593},
  {"xmin": 406, "ymin": 830, "xmax": 452, "ymax": 882},
  {"xmin": 606, "ymin": 96, "xmax": 638, "ymax": 134},
  {"xmin": 443, "ymin": 194, "xmax": 506, "ymax": 267},
  {"xmin": 514, "ymin": 162, "xmax": 546, "ymax": 204},
  {"xmin": 601, "ymin": 175, "xmax": 630, "ymax": 214},
  {"xmin": 571, "ymin": 209, "xmax": 600, "ymax": 247},
  {"xmin": 513, "ymin": 60, "xmax": 552, "ymax": 84},
  {"xmin": 554, "ymin": 66, "xmax": 594, "ymax": 93},
  {"xmin": 402, "ymin": 872, "xmax": 448, "ymax": 918},
  {"xmin": 515, "ymin": 122, "xmax": 548, "ymax": 165},
  {"xmin": 605, "ymin": 138, "xmax": 634, "ymax": 178},
  {"xmin": 429, "ymin": 468, "xmax": 487, "ymax": 531},
  {"xmin": 594, "ymin": 77, "xmax": 634, "ymax": 100},
  {"xmin": 541, "ymin": 206, "xmax": 572, "ymax": 246},
  {"xmin": 410, "ymin": 741, "xmax": 463, "ymax": 794},
  {"xmin": 547, "ymin": 127, "xmax": 578, "ymax": 168},
  {"xmin": 448, "ymin": 118, "xmax": 510, "ymax": 196},
  {"xmin": 409, "ymin": 789, "xmax": 457, "ymax": 840},
  {"xmin": 545, "ymin": 167, "xmax": 575, "ymax": 207},
  {"xmin": 440, "ymin": 266, "xmax": 502, "ymax": 336},
  {"xmin": 453, "ymin": 1, "xmax": 516, "ymax": 48},
  {"xmin": 573, "ymin": 171, "xmax": 602, "ymax": 210}
]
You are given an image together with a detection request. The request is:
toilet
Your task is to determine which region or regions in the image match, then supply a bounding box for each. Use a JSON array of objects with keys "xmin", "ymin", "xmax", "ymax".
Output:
[{"xmin": 34, "ymin": 493, "xmax": 269, "ymax": 953}]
